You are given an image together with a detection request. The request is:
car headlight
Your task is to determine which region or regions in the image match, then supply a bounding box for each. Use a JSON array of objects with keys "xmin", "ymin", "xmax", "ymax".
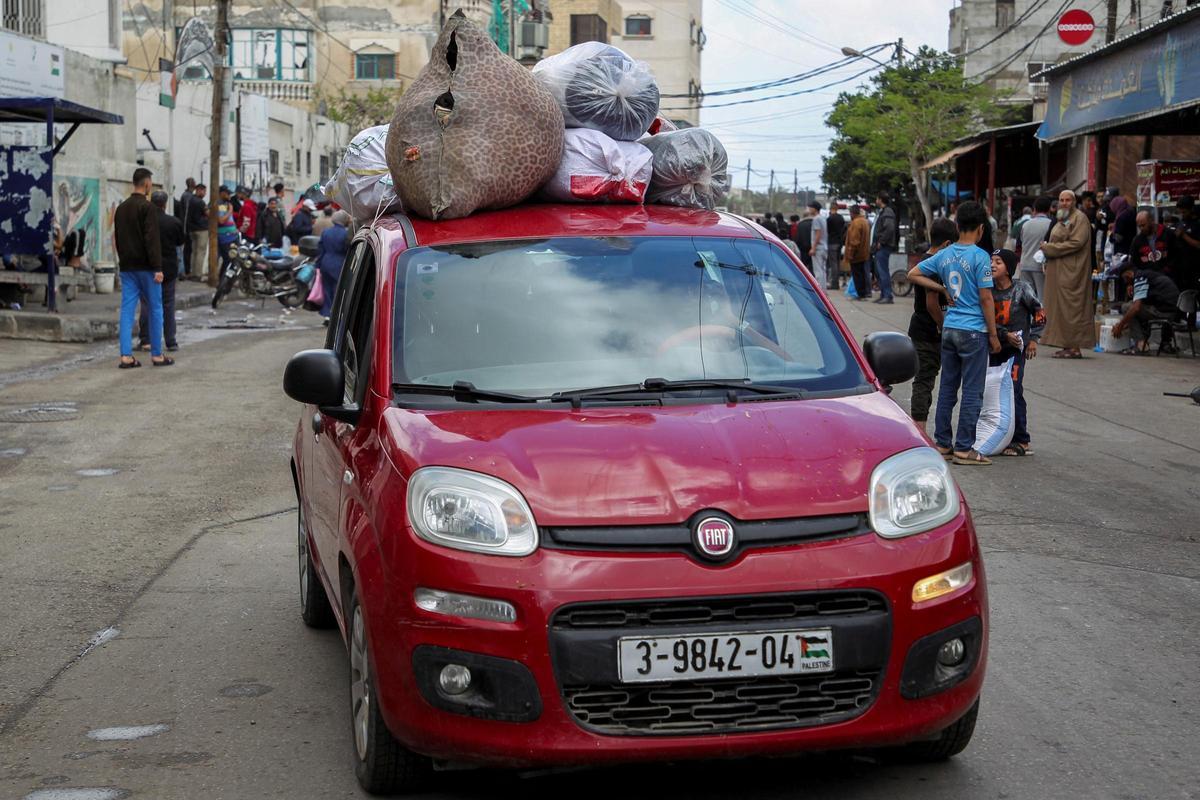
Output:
[
  {"xmin": 868, "ymin": 448, "xmax": 961, "ymax": 538},
  {"xmin": 407, "ymin": 467, "xmax": 538, "ymax": 557}
]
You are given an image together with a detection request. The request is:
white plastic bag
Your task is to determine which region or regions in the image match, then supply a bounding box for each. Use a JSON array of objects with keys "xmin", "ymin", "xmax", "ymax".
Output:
[
  {"xmin": 325, "ymin": 125, "xmax": 402, "ymax": 223},
  {"xmin": 973, "ymin": 356, "xmax": 1016, "ymax": 456},
  {"xmin": 540, "ymin": 129, "xmax": 653, "ymax": 204},
  {"xmin": 532, "ymin": 42, "xmax": 660, "ymax": 141},
  {"xmin": 640, "ymin": 129, "xmax": 732, "ymax": 210}
]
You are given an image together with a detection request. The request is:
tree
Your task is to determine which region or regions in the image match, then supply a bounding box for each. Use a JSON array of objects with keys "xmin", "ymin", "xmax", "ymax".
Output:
[
  {"xmin": 822, "ymin": 48, "xmax": 1010, "ymax": 240},
  {"xmin": 318, "ymin": 87, "xmax": 398, "ymax": 134}
]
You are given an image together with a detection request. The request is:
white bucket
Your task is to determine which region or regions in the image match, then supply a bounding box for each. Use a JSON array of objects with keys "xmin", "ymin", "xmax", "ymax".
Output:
[{"xmin": 94, "ymin": 265, "xmax": 116, "ymax": 294}]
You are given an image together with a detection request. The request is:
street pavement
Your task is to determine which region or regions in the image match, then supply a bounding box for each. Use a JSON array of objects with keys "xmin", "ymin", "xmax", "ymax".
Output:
[{"xmin": 0, "ymin": 286, "xmax": 1197, "ymax": 800}]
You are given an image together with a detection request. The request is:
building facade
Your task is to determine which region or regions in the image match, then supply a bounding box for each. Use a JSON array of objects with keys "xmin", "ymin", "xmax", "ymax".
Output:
[
  {"xmin": 948, "ymin": 0, "xmax": 1141, "ymax": 104},
  {"xmin": 616, "ymin": 0, "xmax": 704, "ymax": 127},
  {"xmin": 121, "ymin": 0, "xmax": 442, "ymax": 108}
]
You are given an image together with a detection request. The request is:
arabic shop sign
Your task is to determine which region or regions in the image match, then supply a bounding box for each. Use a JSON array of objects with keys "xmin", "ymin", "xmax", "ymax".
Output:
[{"xmin": 1037, "ymin": 12, "xmax": 1200, "ymax": 140}]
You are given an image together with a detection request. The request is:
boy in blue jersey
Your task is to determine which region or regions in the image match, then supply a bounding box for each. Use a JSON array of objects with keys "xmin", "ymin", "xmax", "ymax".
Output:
[{"xmin": 907, "ymin": 201, "xmax": 1002, "ymax": 465}]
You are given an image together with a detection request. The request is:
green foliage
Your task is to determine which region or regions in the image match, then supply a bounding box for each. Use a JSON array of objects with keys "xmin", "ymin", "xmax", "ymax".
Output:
[
  {"xmin": 318, "ymin": 87, "xmax": 399, "ymax": 133},
  {"xmin": 822, "ymin": 47, "xmax": 1011, "ymax": 234}
]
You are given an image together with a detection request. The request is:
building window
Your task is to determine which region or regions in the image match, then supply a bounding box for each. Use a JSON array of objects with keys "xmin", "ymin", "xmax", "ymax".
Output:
[
  {"xmin": 295, "ymin": 149, "xmax": 302, "ymax": 176},
  {"xmin": 625, "ymin": 15, "xmax": 652, "ymax": 36},
  {"xmin": 570, "ymin": 14, "xmax": 607, "ymax": 45},
  {"xmin": 269, "ymin": 149, "xmax": 279, "ymax": 174},
  {"xmin": 226, "ymin": 28, "xmax": 311, "ymax": 82},
  {"xmin": 995, "ymin": 0, "xmax": 1015, "ymax": 28},
  {"xmin": 355, "ymin": 52, "xmax": 396, "ymax": 80},
  {"xmin": 2, "ymin": 0, "xmax": 44, "ymax": 37},
  {"xmin": 306, "ymin": 150, "xmax": 312, "ymax": 176},
  {"xmin": 319, "ymin": 154, "xmax": 330, "ymax": 183}
]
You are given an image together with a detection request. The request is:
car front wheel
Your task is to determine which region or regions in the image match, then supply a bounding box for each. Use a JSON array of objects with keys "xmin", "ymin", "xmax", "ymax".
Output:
[
  {"xmin": 349, "ymin": 591, "xmax": 430, "ymax": 794},
  {"xmin": 900, "ymin": 698, "xmax": 979, "ymax": 761}
]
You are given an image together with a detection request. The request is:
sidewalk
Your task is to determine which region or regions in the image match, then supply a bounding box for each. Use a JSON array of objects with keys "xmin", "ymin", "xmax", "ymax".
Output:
[{"xmin": 0, "ymin": 279, "xmax": 213, "ymax": 342}]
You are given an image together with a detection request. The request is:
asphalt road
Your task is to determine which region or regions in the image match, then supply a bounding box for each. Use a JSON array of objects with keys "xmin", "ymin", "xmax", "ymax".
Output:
[{"xmin": 0, "ymin": 289, "xmax": 1197, "ymax": 800}]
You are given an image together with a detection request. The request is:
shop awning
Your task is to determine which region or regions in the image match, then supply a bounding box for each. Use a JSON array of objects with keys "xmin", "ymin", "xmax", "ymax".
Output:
[
  {"xmin": 1036, "ymin": 7, "xmax": 1200, "ymax": 142},
  {"xmin": 922, "ymin": 142, "xmax": 984, "ymax": 171},
  {"xmin": 0, "ymin": 97, "xmax": 123, "ymax": 156}
]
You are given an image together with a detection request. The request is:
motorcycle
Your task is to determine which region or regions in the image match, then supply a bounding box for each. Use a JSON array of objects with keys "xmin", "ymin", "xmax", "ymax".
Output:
[{"xmin": 211, "ymin": 238, "xmax": 315, "ymax": 310}]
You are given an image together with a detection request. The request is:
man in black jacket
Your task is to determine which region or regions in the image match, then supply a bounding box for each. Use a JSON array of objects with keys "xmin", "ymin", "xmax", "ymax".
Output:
[
  {"xmin": 183, "ymin": 184, "xmax": 208, "ymax": 281},
  {"xmin": 113, "ymin": 168, "xmax": 172, "ymax": 368},
  {"xmin": 138, "ymin": 191, "xmax": 187, "ymax": 353},
  {"xmin": 871, "ymin": 191, "xmax": 899, "ymax": 304},
  {"xmin": 825, "ymin": 206, "xmax": 845, "ymax": 290},
  {"xmin": 257, "ymin": 196, "xmax": 286, "ymax": 247}
]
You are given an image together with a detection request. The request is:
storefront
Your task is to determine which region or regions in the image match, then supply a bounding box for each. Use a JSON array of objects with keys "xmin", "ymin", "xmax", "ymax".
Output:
[{"xmin": 1036, "ymin": 6, "xmax": 1200, "ymax": 211}]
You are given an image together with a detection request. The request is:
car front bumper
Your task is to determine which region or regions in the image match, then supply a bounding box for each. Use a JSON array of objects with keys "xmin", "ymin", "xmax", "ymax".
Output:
[{"xmin": 362, "ymin": 514, "xmax": 988, "ymax": 768}]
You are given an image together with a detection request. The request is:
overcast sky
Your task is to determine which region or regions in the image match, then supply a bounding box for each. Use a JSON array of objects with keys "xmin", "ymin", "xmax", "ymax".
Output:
[{"xmin": 683, "ymin": 0, "xmax": 954, "ymax": 196}]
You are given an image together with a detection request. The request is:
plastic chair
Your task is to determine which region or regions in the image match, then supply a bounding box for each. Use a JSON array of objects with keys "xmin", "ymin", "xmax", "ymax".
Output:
[{"xmin": 1147, "ymin": 289, "xmax": 1197, "ymax": 358}]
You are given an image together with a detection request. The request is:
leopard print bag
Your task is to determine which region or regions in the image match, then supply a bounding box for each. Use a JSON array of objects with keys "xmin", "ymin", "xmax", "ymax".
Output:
[{"xmin": 385, "ymin": 10, "xmax": 565, "ymax": 220}]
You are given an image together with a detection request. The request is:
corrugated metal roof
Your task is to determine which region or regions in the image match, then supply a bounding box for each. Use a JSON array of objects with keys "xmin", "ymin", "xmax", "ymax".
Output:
[{"xmin": 1037, "ymin": 5, "xmax": 1200, "ymax": 79}]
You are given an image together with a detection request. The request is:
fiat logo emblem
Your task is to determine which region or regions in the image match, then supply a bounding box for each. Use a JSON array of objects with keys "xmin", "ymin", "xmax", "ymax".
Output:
[{"xmin": 694, "ymin": 516, "xmax": 736, "ymax": 559}]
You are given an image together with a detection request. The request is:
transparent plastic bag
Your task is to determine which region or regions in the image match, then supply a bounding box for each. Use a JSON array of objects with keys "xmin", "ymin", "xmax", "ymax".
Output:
[
  {"xmin": 641, "ymin": 129, "xmax": 732, "ymax": 210},
  {"xmin": 532, "ymin": 42, "xmax": 660, "ymax": 142},
  {"xmin": 540, "ymin": 129, "xmax": 653, "ymax": 204},
  {"xmin": 325, "ymin": 125, "xmax": 402, "ymax": 223}
]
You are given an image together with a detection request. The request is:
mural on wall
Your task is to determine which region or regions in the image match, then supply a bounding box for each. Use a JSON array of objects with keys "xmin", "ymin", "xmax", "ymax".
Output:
[
  {"xmin": 101, "ymin": 181, "xmax": 131, "ymax": 265},
  {"xmin": 54, "ymin": 176, "xmax": 101, "ymax": 265}
]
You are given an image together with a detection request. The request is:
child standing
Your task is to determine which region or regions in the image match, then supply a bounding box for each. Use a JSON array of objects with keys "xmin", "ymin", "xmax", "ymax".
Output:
[
  {"xmin": 907, "ymin": 201, "xmax": 1002, "ymax": 466},
  {"xmin": 989, "ymin": 249, "xmax": 1044, "ymax": 457},
  {"xmin": 908, "ymin": 219, "xmax": 960, "ymax": 433}
]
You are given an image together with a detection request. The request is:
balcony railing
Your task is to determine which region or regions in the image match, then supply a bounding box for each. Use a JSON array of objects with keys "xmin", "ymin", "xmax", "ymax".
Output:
[{"xmin": 236, "ymin": 80, "xmax": 312, "ymax": 103}]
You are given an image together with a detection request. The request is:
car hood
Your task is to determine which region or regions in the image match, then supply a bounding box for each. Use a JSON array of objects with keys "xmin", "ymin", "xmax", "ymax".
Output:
[{"xmin": 381, "ymin": 391, "xmax": 927, "ymax": 525}]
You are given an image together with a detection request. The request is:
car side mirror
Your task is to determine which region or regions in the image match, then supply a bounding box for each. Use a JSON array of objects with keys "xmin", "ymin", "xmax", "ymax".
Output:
[
  {"xmin": 283, "ymin": 349, "xmax": 360, "ymax": 423},
  {"xmin": 863, "ymin": 332, "xmax": 918, "ymax": 387}
]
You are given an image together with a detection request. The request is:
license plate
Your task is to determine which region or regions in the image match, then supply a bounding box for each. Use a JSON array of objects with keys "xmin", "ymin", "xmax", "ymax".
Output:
[{"xmin": 617, "ymin": 628, "xmax": 834, "ymax": 683}]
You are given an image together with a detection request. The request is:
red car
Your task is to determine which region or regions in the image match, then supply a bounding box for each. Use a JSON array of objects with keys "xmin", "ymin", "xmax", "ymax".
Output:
[{"xmin": 284, "ymin": 204, "xmax": 987, "ymax": 794}]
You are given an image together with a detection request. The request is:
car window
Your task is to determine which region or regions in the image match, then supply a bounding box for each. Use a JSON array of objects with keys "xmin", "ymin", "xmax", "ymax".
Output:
[
  {"xmin": 392, "ymin": 236, "xmax": 864, "ymax": 397},
  {"xmin": 324, "ymin": 242, "xmax": 365, "ymax": 352},
  {"xmin": 340, "ymin": 249, "xmax": 377, "ymax": 406}
]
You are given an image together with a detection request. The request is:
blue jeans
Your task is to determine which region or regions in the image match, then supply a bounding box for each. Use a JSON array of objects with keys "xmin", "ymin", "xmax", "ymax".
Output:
[
  {"xmin": 120, "ymin": 270, "xmax": 162, "ymax": 358},
  {"xmin": 319, "ymin": 268, "xmax": 339, "ymax": 317},
  {"xmin": 935, "ymin": 328, "xmax": 988, "ymax": 452},
  {"xmin": 873, "ymin": 247, "xmax": 893, "ymax": 299}
]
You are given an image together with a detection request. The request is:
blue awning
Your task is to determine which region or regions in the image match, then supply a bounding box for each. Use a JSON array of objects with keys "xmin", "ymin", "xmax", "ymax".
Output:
[{"xmin": 1037, "ymin": 10, "xmax": 1200, "ymax": 142}]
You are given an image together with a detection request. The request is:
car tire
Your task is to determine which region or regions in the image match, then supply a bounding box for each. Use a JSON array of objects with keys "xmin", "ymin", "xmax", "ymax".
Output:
[
  {"xmin": 348, "ymin": 590, "xmax": 430, "ymax": 795},
  {"xmin": 902, "ymin": 699, "xmax": 979, "ymax": 761},
  {"xmin": 298, "ymin": 504, "xmax": 335, "ymax": 629}
]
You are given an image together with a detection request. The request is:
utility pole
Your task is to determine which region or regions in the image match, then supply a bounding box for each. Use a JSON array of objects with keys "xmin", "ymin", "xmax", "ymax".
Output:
[
  {"xmin": 1106, "ymin": 0, "xmax": 1118, "ymax": 42},
  {"xmin": 896, "ymin": 37, "xmax": 904, "ymax": 66},
  {"xmin": 510, "ymin": 0, "xmax": 518, "ymax": 58},
  {"xmin": 235, "ymin": 94, "xmax": 242, "ymax": 188},
  {"xmin": 793, "ymin": 169, "xmax": 798, "ymax": 207},
  {"xmin": 207, "ymin": 0, "xmax": 230, "ymax": 288},
  {"xmin": 745, "ymin": 159, "xmax": 751, "ymax": 194},
  {"xmin": 768, "ymin": 169, "xmax": 775, "ymax": 214}
]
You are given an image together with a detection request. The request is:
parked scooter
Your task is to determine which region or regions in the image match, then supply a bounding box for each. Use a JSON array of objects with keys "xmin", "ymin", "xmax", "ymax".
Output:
[{"xmin": 211, "ymin": 237, "xmax": 314, "ymax": 310}]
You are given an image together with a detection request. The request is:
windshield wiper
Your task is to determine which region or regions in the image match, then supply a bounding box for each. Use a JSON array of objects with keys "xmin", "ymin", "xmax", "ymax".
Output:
[
  {"xmin": 551, "ymin": 377, "xmax": 805, "ymax": 408},
  {"xmin": 392, "ymin": 381, "xmax": 544, "ymax": 404}
]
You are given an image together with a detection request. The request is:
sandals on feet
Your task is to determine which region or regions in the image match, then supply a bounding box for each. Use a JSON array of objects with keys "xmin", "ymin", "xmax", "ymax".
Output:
[
  {"xmin": 1001, "ymin": 443, "xmax": 1033, "ymax": 457},
  {"xmin": 118, "ymin": 358, "xmax": 141, "ymax": 370},
  {"xmin": 151, "ymin": 356, "xmax": 175, "ymax": 367},
  {"xmin": 935, "ymin": 446, "xmax": 953, "ymax": 460},
  {"xmin": 1051, "ymin": 349, "xmax": 1083, "ymax": 359},
  {"xmin": 1117, "ymin": 345, "xmax": 1149, "ymax": 356},
  {"xmin": 952, "ymin": 449, "xmax": 992, "ymax": 466}
]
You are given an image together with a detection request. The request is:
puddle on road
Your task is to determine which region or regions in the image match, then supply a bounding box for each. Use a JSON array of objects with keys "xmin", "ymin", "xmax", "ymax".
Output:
[
  {"xmin": 23, "ymin": 789, "xmax": 131, "ymax": 800},
  {"xmin": 75, "ymin": 468, "xmax": 118, "ymax": 478},
  {"xmin": 86, "ymin": 723, "xmax": 170, "ymax": 741}
]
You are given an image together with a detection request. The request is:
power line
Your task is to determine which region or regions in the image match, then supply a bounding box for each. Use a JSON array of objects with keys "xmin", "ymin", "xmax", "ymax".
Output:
[
  {"xmin": 661, "ymin": 44, "xmax": 892, "ymax": 99},
  {"xmin": 270, "ymin": 0, "xmax": 417, "ymax": 81},
  {"xmin": 715, "ymin": 0, "xmax": 844, "ymax": 55},
  {"xmin": 663, "ymin": 64, "xmax": 882, "ymax": 111},
  {"xmin": 634, "ymin": 0, "xmax": 818, "ymax": 67}
]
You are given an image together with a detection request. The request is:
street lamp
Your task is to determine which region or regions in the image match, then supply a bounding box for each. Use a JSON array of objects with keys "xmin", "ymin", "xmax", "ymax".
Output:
[{"xmin": 841, "ymin": 43, "xmax": 900, "ymax": 67}]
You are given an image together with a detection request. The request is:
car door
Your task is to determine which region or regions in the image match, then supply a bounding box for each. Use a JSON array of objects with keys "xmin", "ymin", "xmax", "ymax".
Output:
[{"xmin": 308, "ymin": 241, "xmax": 367, "ymax": 591}]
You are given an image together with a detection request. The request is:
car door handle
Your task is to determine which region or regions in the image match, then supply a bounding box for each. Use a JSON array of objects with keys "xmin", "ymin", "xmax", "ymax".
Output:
[{"xmin": 343, "ymin": 469, "xmax": 354, "ymax": 485}]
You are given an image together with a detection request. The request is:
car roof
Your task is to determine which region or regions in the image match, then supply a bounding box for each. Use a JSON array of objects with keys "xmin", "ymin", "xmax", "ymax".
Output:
[{"xmin": 371, "ymin": 203, "xmax": 764, "ymax": 247}]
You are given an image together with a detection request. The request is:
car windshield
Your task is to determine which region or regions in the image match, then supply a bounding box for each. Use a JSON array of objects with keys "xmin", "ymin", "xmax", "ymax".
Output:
[{"xmin": 392, "ymin": 236, "xmax": 866, "ymax": 396}]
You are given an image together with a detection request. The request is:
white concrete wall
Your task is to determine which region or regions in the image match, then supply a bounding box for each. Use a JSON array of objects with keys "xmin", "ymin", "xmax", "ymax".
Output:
[
  {"xmin": 616, "ymin": 0, "xmax": 702, "ymax": 127},
  {"xmin": 46, "ymin": 0, "xmax": 124, "ymax": 62},
  {"xmin": 135, "ymin": 81, "xmax": 350, "ymax": 202}
]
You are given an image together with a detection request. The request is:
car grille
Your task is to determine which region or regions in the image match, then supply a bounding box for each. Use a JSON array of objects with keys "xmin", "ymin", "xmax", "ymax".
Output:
[
  {"xmin": 563, "ymin": 671, "xmax": 880, "ymax": 735},
  {"xmin": 552, "ymin": 590, "xmax": 887, "ymax": 630}
]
